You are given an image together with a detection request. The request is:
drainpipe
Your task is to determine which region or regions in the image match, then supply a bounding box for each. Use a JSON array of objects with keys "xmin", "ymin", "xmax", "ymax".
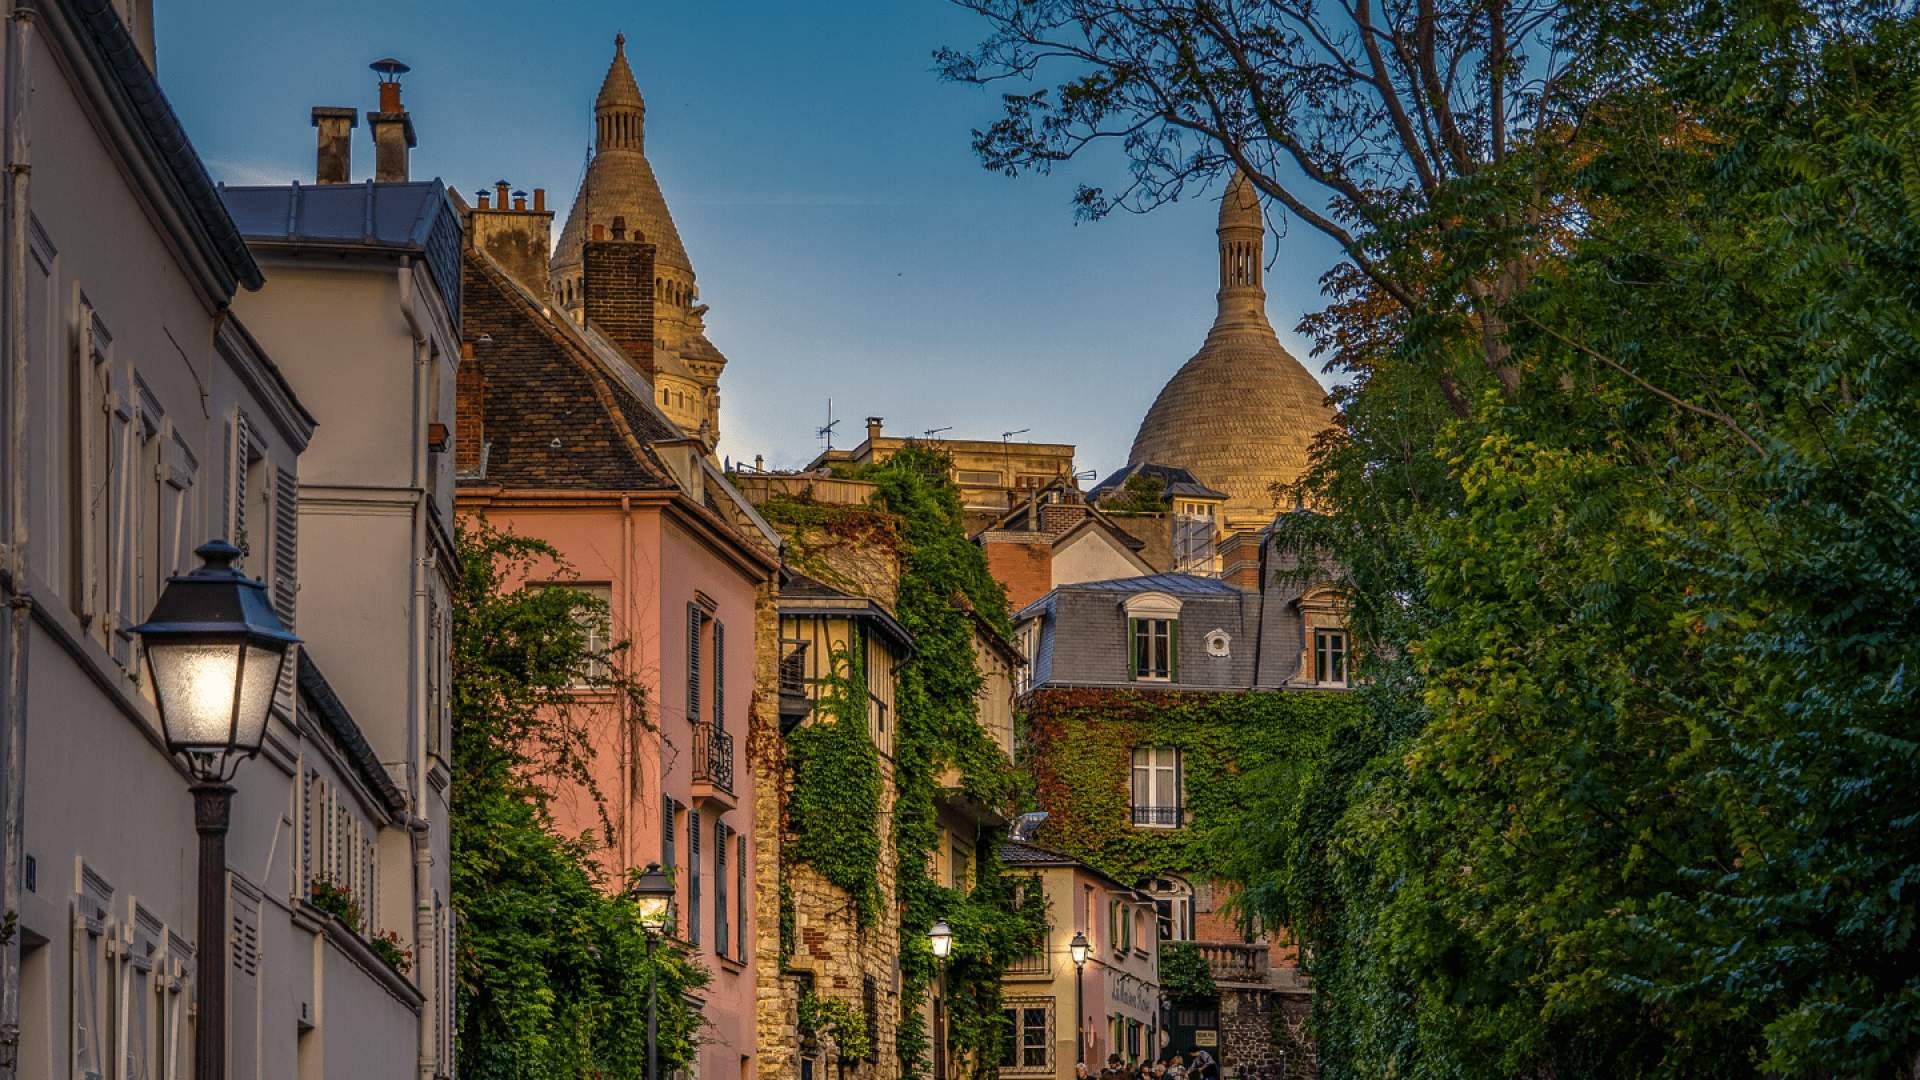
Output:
[
  {"xmin": 620, "ymin": 493, "xmax": 633, "ymax": 870},
  {"xmin": 398, "ymin": 257, "xmax": 436, "ymax": 1080},
  {"xmin": 0, "ymin": 8, "xmax": 32, "ymax": 1075}
]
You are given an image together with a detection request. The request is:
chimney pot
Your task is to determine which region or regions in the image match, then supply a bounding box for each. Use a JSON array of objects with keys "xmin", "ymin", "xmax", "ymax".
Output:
[
  {"xmin": 611, "ymin": 215, "xmax": 627, "ymax": 241},
  {"xmin": 512, "ymin": 192, "xmax": 526, "ymax": 211},
  {"xmin": 378, "ymin": 80, "xmax": 402, "ymax": 113},
  {"xmin": 367, "ymin": 62, "xmax": 417, "ymax": 183},
  {"xmin": 475, "ymin": 191, "xmax": 490, "ymax": 209},
  {"xmin": 532, "ymin": 188, "xmax": 545, "ymax": 212},
  {"xmin": 461, "ymin": 342, "xmax": 475, "ymax": 360},
  {"xmin": 592, "ymin": 223, "xmax": 605, "ymax": 241},
  {"xmin": 310, "ymin": 106, "xmax": 358, "ymax": 185},
  {"xmin": 866, "ymin": 417, "xmax": 884, "ymax": 444}
]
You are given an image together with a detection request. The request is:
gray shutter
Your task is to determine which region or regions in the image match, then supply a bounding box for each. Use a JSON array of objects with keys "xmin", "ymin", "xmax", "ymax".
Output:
[
  {"xmin": 736, "ymin": 832, "xmax": 748, "ymax": 962},
  {"xmin": 715, "ymin": 820, "xmax": 728, "ymax": 956},
  {"xmin": 688, "ymin": 808, "xmax": 701, "ymax": 945},
  {"xmin": 1127, "ymin": 619, "xmax": 1139, "ymax": 682},
  {"xmin": 272, "ymin": 468, "xmax": 299, "ymax": 625},
  {"xmin": 687, "ymin": 602, "xmax": 702, "ymax": 724},
  {"xmin": 713, "ymin": 620, "xmax": 725, "ymax": 734},
  {"xmin": 230, "ymin": 882, "xmax": 261, "ymax": 1080},
  {"xmin": 1169, "ymin": 621, "xmax": 1180, "ymax": 682}
]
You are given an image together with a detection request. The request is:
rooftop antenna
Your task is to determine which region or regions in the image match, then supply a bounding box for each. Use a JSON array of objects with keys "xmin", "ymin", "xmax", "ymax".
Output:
[
  {"xmin": 1002, "ymin": 429, "xmax": 1030, "ymax": 442},
  {"xmin": 923, "ymin": 426, "xmax": 952, "ymax": 440},
  {"xmin": 816, "ymin": 399, "xmax": 838, "ymax": 453}
]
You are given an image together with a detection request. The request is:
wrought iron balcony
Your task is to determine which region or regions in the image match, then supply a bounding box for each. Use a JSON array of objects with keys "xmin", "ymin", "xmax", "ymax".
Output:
[
  {"xmin": 1004, "ymin": 950, "xmax": 1051, "ymax": 978},
  {"xmin": 692, "ymin": 721, "xmax": 734, "ymax": 794},
  {"xmin": 1131, "ymin": 805, "xmax": 1180, "ymax": 827}
]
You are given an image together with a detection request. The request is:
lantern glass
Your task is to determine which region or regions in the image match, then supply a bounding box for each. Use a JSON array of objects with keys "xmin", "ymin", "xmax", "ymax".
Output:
[
  {"xmin": 147, "ymin": 637, "xmax": 286, "ymax": 754},
  {"xmin": 1069, "ymin": 931, "xmax": 1090, "ymax": 967},
  {"xmin": 630, "ymin": 863, "xmax": 675, "ymax": 931},
  {"xmin": 929, "ymin": 919, "xmax": 954, "ymax": 960}
]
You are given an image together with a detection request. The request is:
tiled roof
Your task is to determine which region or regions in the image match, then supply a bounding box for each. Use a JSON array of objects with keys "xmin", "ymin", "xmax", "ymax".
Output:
[
  {"xmin": 459, "ymin": 252, "xmax": 679, "ymax": 491},
  {"xmin": 1000, "ymin": 839, "xmax": 1080, "ymax": 865},
  {"xmin": 1057, "ymin": 572, "xmax": 1244, "ymax": 595}
]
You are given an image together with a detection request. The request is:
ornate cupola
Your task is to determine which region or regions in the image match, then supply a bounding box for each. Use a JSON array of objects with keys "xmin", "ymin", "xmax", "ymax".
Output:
[
  {"xmin": 595, "ymin": 34, "xmax": 647, "ymax": 153},
  {"xmin": 1125, "ymin": 170, "xmax": 1336, "ymax": 532}
]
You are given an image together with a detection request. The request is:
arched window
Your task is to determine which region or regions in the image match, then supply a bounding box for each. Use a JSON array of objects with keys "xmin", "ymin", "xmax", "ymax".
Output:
[{"xmin": 1137, "ymin": 875, "xmax": 1195, "ymax": 941}]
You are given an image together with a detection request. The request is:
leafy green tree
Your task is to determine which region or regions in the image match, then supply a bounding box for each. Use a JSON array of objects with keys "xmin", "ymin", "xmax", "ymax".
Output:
[
  {"xmin": 1214, "ymin": 0, "xmax": 1920, "ymax": 1075},
  {"xmin": 452, "ymin": 521, "xmax": 708, "ymax": 1080}
]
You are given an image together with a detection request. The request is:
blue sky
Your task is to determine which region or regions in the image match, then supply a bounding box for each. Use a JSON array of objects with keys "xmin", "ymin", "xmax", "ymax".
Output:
[{"xmin": 159, "ymin": 0, "xmax": 1349, "ymax": 476}]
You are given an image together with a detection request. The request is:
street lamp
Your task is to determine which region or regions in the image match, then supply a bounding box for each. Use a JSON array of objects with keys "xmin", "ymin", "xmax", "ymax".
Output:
[
  {"xmin": 630, "ymin": 863, "xmax": 676, "ymax": 1080},
  {"xmin": 131, "ymin": 540, "xmax": 299, "ymax": 1080},
  {"xmin": 1069, "ymin": 931, "xmax": 1090, "ymax": 1065},
  {"xmin": 929, "ymin": 920, "xmax": 955, "ymax": 1080}
]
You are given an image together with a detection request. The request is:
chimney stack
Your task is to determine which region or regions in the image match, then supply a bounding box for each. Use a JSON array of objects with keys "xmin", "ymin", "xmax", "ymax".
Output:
[
  {"xmin": 866, "ymin": 417, "xmax": 884, "ymax": 445},
  {"xmin": 467, "ymin": 177, "xmax": 555, "ymax": 298},
  {"xmin": 583, "ymin": 235, "xmax": 657, "ymax": 381},
  {"xmin": 311, "ymin": 107, "xmax": 357, "ymax": 184},
  {"xmin": 456, "ymin": 342, "xmax": 485, "ymax": 475},
  {"xmin": 367, "ymin": 58, "xmax": 417, "ymax": 183}
]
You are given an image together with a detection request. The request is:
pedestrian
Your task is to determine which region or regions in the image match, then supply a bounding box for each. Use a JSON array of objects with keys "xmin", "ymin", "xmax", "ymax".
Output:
[
  {"xmin": 1076, "ymin": 1064, "xmax": 1091, "ymax": 1080},
  {"xmin": 1191, "ymin": 1051, "xmax": 1219, "ymax": 1080},
  {"xmin": 1101, "ymin": 1053, "xmax": 1133, "ymax": 1080},
  {"xmin": 1166, "ymin": 1054, "xmax": 1188, "ymax": 1080}
]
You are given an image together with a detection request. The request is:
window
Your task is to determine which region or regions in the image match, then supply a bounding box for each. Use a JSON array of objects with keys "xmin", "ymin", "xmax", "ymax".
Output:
[
  {"xmin": 1315, "ymin": 629, "xmax": 1348, "ymax": 685},
  {"xmin": 1131, "ymin": 747, "xmax": 1181, "ymax": 828},
  {"xmin": 1014, "ymin": 474, "xmax": 1049, "ymax": 489},
  {"xmin": 556, "ymin": 584, "xmax": 613, "ymax": 687},
  {"xmin": 1131, "ymin": 619, "xmax": 1175, "ymax": 681},
  {"xmin": 999, "ymin": 999, "xmax": 1053, "ymax": 1073},
  {"xmin": 1140, "ymin": 876, "xmax": 1195, "ymax": 941},
  {"xmin": 956, "ymin": 470, "xmax": 1003, "ymax": 486},
  {"xmin": 951, "ymin": 845, "xmax": 969, "ymax": 891}
]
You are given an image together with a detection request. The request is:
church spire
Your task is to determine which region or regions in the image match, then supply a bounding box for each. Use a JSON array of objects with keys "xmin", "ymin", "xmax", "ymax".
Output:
[
  {"xmin": 595, "ymin": 33, "xmax": 646, "ymax": 153},
  {"xmin": 1214, "ymin": 170, "xmax": 1270, "ymax": 329}
]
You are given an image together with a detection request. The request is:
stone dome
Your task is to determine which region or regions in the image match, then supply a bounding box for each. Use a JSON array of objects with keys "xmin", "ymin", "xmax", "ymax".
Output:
[{"xmin": 1127, "ymin": 171, "xmax": 1336, "ymax": 531}]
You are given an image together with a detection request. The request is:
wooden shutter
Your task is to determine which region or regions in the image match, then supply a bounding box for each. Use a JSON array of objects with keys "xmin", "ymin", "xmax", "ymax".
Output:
[
  {"xmin": 73, "ymin": 906, "xmax": 106, "ymax": 1080},
  {"xmin": 230, "ymin": 880, "xmax": 261, "ymax": 1080},
  {"xmin": 688, "ymin": 808, "xmax": 701, "ymax": 945},
  {"xmin": 713, "ymin": 620, "xmax": 725, "ymax": 734},
  {"xmin": 1169, "ymin": 620, "xmax": 1180, "ymax": 682},
  {"xmin": 736, "ymin": 832, "xmax": 748, "ymax": 962},
  {"xmin": 715, "ymin": 821, "xmax": 728, "ymax": 956},
  {"xmin": 662, "ymin": 795, "xmax": 676, "ymax": 870},
  {"xmin": 1127, "ymin": 619, "xmax": 1139, "ymax": 681},
  {"xmin": 687, "ymin": 602, "xmax": 702, "ymax": 724},
  {"xmin": 272, "ymin": 468, "xmax": 299, "ymax": 625}
]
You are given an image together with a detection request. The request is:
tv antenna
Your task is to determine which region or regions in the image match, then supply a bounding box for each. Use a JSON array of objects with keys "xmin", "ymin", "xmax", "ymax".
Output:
[
  {"xmin": 1002, "ymin": 429, "xmax": 1030, "ymax": 443},
  {"xmin": 923, "ymin": 426, "xmax": 952, "ymax": 440},
  {"xmin": 817, "ymin": 400, "xmax": 839, "ymax": 452}
]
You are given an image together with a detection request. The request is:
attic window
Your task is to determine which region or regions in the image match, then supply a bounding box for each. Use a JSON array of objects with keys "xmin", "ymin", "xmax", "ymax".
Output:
[{"xmin": 1205, "ymin": 630, "xmax": 1230, "ymax": 657}]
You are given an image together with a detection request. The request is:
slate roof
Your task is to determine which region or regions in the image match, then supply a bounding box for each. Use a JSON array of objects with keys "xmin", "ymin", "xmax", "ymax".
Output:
[
  {"xmin": 460, "ymin": 251, "xmax": 679, "ymax": 491},
  {"xmin": 1089, "ymin": 461, "xmax": 1229, "ymax": 503},
  {"xmin": 1000, "ymin": 839, "xmax": 1081, "ymax": 865},
  {"xmin": 222, "ymin": 180, "xmax": 464, "ymax": 319},
  {"xmin": 1013, "ymin": 571, "xmax": 1239, "ymax": 622}
]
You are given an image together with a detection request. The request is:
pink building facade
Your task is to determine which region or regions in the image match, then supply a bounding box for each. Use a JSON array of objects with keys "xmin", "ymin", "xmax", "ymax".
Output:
[{"xmin": 456, "ymin": 247, "xmax": 781, "ymax": 1080}]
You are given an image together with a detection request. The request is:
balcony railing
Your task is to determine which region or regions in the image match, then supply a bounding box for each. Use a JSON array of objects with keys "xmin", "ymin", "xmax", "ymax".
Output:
[
  {"xmin": 1004, "ymin": 950, "xmax": 1050, "ymax": 978},
  {"xmin": 1196, "ymin": 941, "xmax": 1269, "ymax": 984},
  {"xmin": 1131, "ymin": 805, "xmax": 1179, "ymax": 827},
  {"xmin": 692, "ymin": 722, "xmax": 734, "ymax": 794}
]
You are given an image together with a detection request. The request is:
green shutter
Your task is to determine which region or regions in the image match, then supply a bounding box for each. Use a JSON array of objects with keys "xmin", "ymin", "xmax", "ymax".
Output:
[
  {"xmin": 1169, "ymin": 620, "xmax": 1180, "ymax": 682},
  {"xmin": 1127, "ymin": 618, "xmax": 1139, "ymax": 681}
]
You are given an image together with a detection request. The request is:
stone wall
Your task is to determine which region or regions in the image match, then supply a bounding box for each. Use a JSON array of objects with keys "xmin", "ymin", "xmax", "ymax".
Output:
[{"xmin": 1216, "ymin": 989, "xmax": 1316, "ymax": 1080}]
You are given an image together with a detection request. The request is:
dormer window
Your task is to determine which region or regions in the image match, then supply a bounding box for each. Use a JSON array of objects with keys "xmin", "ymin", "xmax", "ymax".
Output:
[{"xmin": 1123, "ymin": 591, "xmax": 1183, "ymax": 683}]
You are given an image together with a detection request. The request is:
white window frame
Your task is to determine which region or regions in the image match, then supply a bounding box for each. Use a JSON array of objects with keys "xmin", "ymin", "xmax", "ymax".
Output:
[
  {"xmin": 1314, "ymin": 629, "xmax": 1348, "ymax": 686},
  {"xmin": 1130, "ymin": 746, "xmax": 1182, "ymax": 828}
]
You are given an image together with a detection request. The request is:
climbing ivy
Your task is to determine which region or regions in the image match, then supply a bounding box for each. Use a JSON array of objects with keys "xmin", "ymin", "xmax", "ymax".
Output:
[
  {"xmin": 1158, "ymin": 943, "xmax": 1217, "ymax": 999},
  {"xmin": 785, "ymin": 644, "xmax": 883, "ymax": 926},
  {"xmin": 1021, "ymin": 686, "xmax": 1358, "ymax": 884},
  {"xmin": 799, "ymin": 988, "xmax": 874, "ymax": 1062}
]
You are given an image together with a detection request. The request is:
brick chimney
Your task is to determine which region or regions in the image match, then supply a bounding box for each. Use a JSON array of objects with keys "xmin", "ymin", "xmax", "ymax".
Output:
[
  {"xmin": 467, "ymin": 179, "xmax": 555, "ymax": 299},
  {"xmin": 367, "ymin": 59, "xmax": 417, "ymax": 183},
  {"xmin": 456, "ymin": 342, "xmax": 485, "ymax": 474},
  {"xmin": 311, "ymin": 108, "xmax": 357, "ymax": 184},
  {"xmin": 583, "ymin": 237, "xmax": 657, "ymax": 380}
]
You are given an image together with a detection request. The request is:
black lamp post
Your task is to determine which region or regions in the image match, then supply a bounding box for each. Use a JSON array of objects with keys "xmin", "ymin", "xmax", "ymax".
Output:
[
  {"xmin": 1070, "ymin": 931, "xmax": 1091, "ymax": 1065},
  {"xmin": 630, "ymin": 862, "xmax": 676, "ymax": 1080},
  {"xmin": 131, "ymin": 541, "xmax": 299, "ymax": 1080},
  {"xmin": 929, "ymin": 919, "xmax": 954, "ymax": 1080}
]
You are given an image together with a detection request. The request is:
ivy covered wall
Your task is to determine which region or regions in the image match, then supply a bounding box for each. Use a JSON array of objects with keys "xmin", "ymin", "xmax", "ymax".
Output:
[{"xmin": 1020, "ymin": 687, "xmax": 1360, "ymax": 885}]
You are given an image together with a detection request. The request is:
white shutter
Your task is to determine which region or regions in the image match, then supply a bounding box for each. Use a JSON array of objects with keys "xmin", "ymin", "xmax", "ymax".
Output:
[{"xmin": 229, "ymin": 879, "xmax": 261, "ymax": 1080}]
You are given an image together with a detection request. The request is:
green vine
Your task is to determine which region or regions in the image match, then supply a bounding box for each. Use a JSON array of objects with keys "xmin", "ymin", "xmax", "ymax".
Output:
[
  {"xmin": 1021, "ymin": 687, "xmax": 1359, "ymax": 886},
  {"xmin": 785, "ymin": 643, "xmax": 883, "ymax": 926},
  {"xmin": 1101, "ymin": 473, "xmax": 1168, "ymax": 516},
  {"xmin": 798, "ymin": 989, "xmax": 873, "ymax": 1062},
  {"xmin": 1158, "ymin": 943, "xmax": 1216, "ymax": 999}
]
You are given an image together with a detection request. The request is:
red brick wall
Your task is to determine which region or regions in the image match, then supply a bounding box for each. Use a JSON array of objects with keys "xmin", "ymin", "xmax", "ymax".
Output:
[
  {"xmin": 582, "ymin": 239, "xmax": 657, "ymax": 379},
  {"xmin": 455, "ymin": 358, "xmax": 484, "ymax": 473},
  {"xmin": 983, "ymin": 539, "xmax": 1053, "ymax": 612}
]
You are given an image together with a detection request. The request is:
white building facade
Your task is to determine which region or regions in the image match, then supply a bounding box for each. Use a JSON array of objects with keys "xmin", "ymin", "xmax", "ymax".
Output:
[{"xmin": 0, "ymin": 4, "xmax": 451, "ymax": 1080}]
